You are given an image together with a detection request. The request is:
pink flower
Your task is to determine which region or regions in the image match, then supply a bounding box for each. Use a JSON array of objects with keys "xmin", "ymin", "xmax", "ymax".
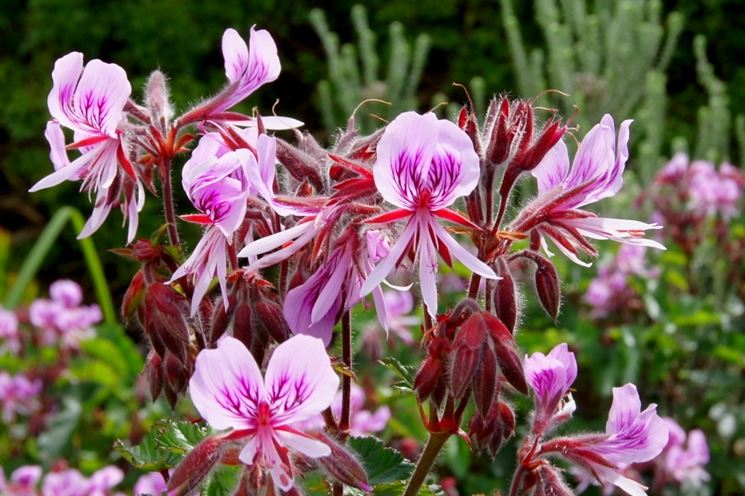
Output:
[
  {"xmin": 525, "ymin": 115, "xmax": 664, "ymax": 265},
  {"xmin": 0, "ymin": 372, "xmax": 42, "ymax": 422},
  {"xmin": 1, "ymin": 466, "xmax": 42, "ymax": 496},
  {"xmin": 189, "ymin": 335, "xmax": 339, "ymax": 490},
  {"xmin": 301, "ymin": 384, "xmax": 391, "ymax": 437},
  {"xmin": 283, "ymin": 230, "xmax": 391, "ymax": 345},
  {"xmin": 172, "ymin": 129, "xmax": 279, "ymax": 314},
  {"xmin": 0, "ymin": 307, "xmax": 20, "ymax": 353},
  {"xmin": 524, "ymin": 343, "xmax": 577, "ymax": 433},
  {"xmin": 218, "ymin": 27, "xmax": 281, "ymax": 113},
  {"xmin": 360, "ymin": 111, "xmax": 497, "ymax": 317},
  {"xmin": 134, "ymin": 472, "xmax": 167, "ymax": 496},
  {"xmin": 182, "ymin": 27, "xmax": 281, "ymax": 123},
  {"xmin": 86, "ymin": 467, "xmax": 124, "ymax": 496},
  {"xmin": 28, "ymin": 281, "xmax": 101, "ymax": 349},
  {"xmin": 660, "ymin": 418, "xmax": 710, "ymax": 487},
  {"xmin": 29, "ymin": 52, "xmax": 143, "ymax": 242},
  {"xmin": 555, "ymin": 384, "xmax": 669, "ymax": 496},
  {"xmin": 41, "ymin": 469, "xmax": 88, "ymax": 496}
]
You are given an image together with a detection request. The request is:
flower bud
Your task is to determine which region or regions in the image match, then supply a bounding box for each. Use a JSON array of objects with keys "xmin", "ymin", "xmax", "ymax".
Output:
[
  {"xmin": 276, "ymin": 138, "xmax": 324, "ymax": 192},
  {"xmin": 472, "ymin": 347, "xmax": 498, "ymax": 415},
  {"xmin": 255, "ymin": 299, "xmax": 290, "ymax": 343},
  {"xmin": 122, "ymin": 270, "xmax": 146, "ymax": 320},
  {"xmin": 414, "ymin": 336, "xmax": 449, "ymax": 401},
  {"xmin": 167, "ymin": 436, "xmax": 222, "ymax": 495},
  {"xmin": 492, "ymin": 258, "xmax": 518, "ymax": 332},
  {"xmin": 534, "ymin": 256, "xmax": 561, "ymax": 320},
  {"xmin": 450, "ymin": 314, "xmax": 487, "ymax": 401},
  {"xmin": 144, "ymin": 283, "xmax": 190, "ymax": 364},
  {"xmin": 314, "ymin": 433, "xmax": 371, "ymax": 491},
  {"xmin": 483, "ymin": 312, "xmax": 528, "ymax": 394},
  {"xmin": 145, "ymin": 70, "xmax": 173, "ymax": 124},
  {"xmin": 232, "ymin": 302, "xmax": 253, "ymax": 350},
  {"xmin": 164, "ymin": 350, "xmax": 187, "ymax": 393},
  {"xmin": 146, "ymin": 351, "xmax": 163, "ymax": 401}
]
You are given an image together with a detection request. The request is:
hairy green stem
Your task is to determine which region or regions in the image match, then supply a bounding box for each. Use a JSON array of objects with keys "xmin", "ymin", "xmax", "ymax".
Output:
[{"xmin": 402, "ymin": 432, "xmax": 450, "ymax": 496}]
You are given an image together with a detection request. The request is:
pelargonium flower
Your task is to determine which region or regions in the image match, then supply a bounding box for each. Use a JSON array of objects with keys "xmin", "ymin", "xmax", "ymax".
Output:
[
  {"xmin": 29, "ymin": 52, "xmax": 144, "ymax": 242},
  {"xmin": 552, "ymin": 384, "xmax": 668, "ymax": 496},
  {"xmin": 181, "ymin": 27, "xmax": 281, "ymax": 124},
  {"xmin": 660, "ymin": 418, "xmax": 710, "ymax": 487},
  {"xmin": 28, "ymin": 280, "xmax": 101, "ymax": 348},
  {"xmin": 1, "ymin": 465, "xmax": 42, "ymax": 496},
  {"xmin": 41, "ymin": 469, "xmax": 89, "ymax": 496},
  {"xmin": 525, "ymin": 114, "xmax": 664, "ymax": 266},
  {"xmin": 360, "ymin": 111, "xmax": 497, "ymax": 317},
  {"xmin": 301, "ymin": 383, "xmax": 391, "ymax": 437},
  {"xmin": 0, "ymin": 307, "xmax": 20, "ymax": 353},
  {"xmin": 283, "ymin": 230, "xmax": 391, "ymax": 345},
  {"xmin": 134, "ymin": 472, "xmax": 167, "ymax": 496},
  {"xmin": 524, "ymin": 343, "xmax": 577, "ymax": 433},
  {"xmin": 0, "ymin": 372, "xmax": 42, "ymax": 423},
  {"xmin": 189, "ymin": 335, "xmax": 339, "ymax": 491},
  {"xmin": 171, "ymin": 129, "xmax": 279, "ymax": 314}
]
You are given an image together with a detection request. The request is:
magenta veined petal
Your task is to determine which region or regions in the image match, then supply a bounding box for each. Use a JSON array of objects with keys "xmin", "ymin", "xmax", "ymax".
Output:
[
  {"xmin": 532, "ymin": 139, "xmax": 570, "ymax": 193},
  {"xmin": 220, "ymin": 27, "xmax": 281, "ymax": 111},
  {"xmin": 264, "ymin": 334, "xmax": 340, "ymax": 425},
  {"xmin": 189, "ymin": 336, "xmax": 266, "ymax": 431}
]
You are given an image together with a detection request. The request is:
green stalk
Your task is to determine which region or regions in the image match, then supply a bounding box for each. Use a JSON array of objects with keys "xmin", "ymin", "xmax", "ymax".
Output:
[{"xmin": 4, "ymin": 207, "xmax": 116, "ymax": 325}]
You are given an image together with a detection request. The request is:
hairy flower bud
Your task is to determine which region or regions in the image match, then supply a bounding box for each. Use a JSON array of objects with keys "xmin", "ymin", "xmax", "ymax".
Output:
[
  {"xmin": 255, "ymin": 299, "xmax": 290, "ymax": 343},
  {"xmin": 146, "ymin": 351, "xmax": 163, "ymax": 401},
  {"xmin": 276, "ymin": 138, "xmax": 324, "ymax": 192},
  {"xmin": 233, "ymin": 302, "xmax": 253, "ymax": 350},
  {"xmin": 450, "ymin": 314, "xmax": 486, "ymax": 401},
  {"xmin": 167, "ymin": 436, "xmax": 223, "ymax": 495},
  {"xmin": 483, "ymin": 312, "xmax": 528, "ymax": 394},
  {"xmin": 164, "ymin": 350, "xmax": 187, "ymax": 393},
  {"xmin": 145, "ymin": 70, "xmax": 173, "ymax": 125},
  {"xmin": 314, "ymin": 433, "xmax": 371, "ymax": 491},
  {"xmin": 492, "ymin": 258, "xmax": 518, "ymax": 332},
  {"xmin": 533, "ymin": 255, "xmax": 561, "ymax": 320},
  {"xmin": 534, "ymin": 466, "xmax": 573, "ymax": 496},
  {"xmin": 414, "ymin": 336, "xmax": 450, "ymax": 401}
]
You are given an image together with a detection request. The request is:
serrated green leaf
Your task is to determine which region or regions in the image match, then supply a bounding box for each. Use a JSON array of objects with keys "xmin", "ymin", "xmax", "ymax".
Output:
[
  {"xmin": 116, "ymin": 420, "xmax": 210, "ymax": 470},
  {"xmin": 378, "ymin": 356, "xmax": 415, "ymax": 392},
  {"xmin": 201, "ymin": 465, "xmax": 241, "ymax": 496},
  {"xmin": 348, "ymin": 436, "xmax": 414, "ymax": 485}
]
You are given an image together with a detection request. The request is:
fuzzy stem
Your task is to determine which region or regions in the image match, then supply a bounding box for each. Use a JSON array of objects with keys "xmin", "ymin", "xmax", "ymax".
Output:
[
  {"xmin": 508, "ymin": 464, "xmax": 526, "ymax": 496},
  {"xmin": 402, "ymin": 432, "xmax": 450, "ymax": 496},
  {"xmin": 161, "ymin": 157, "xmax": 181, "ymax": 246},
  {"xmin": 339, "ymin": 311, "xmax": 352, "ymax": 435},
  {"xmin": 468, "ymin": 273, "xmax": 482, "ymax": 299}
]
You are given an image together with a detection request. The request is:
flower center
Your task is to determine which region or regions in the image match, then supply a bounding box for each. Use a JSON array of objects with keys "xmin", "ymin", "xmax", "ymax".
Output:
[{"xmin": 257, "ymin": 401, "xmax": 272, "ymax": 426}]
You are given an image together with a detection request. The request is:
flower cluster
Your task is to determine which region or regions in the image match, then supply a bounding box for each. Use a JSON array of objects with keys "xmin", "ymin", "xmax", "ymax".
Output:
[
  {"xmin": 0, "ymin": 372, "xmax": 41, "ymax": 423},
  {"xmin": 649, "ymin": 153, "xmax": 744, "ymax": 254},
  {"xmin": 516, "ymin": 343, "xmax": 669, "ymax": 496},
  {"xmin": 28, "ymin": 280, "xmax": 101, "ymax": 349},
  {"xmin": 28, "ymin": 22, "xmax": 679, "ymax": 496},
  {"xmin": 584, "ymin": 245, "xmax": 657, "ymax": 319},
  {"xmin": 0, "ymin": 465, "xmax": 124, "ymax": 496}
]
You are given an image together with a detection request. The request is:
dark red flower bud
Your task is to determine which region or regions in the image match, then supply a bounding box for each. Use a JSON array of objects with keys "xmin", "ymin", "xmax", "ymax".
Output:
[
  {"xmin": 144, "ymin": 283, "xmax": 190, "ymax": 364},
  {"xmin": 146, "ymin": 351, "xmax": 163, "ymax": 401},
  {"xmin": 483, "ymin": 313, "xmax": 528, "ymax": 394},
  {"xmin": 492, "ymin": 258, "xmax": 518, "ymax": 332},
  {"xmin": 164, "ymin": 350, "xmax": 187, "ymax": 393},
  {"xmin": 450, "ymin": 313, "xmax": 487, "ymax": 401},
  {"xmin": 276, "ymin": 138, "xmax": 324, "ymax": 192},
  {"xmin": 255, "ymin": 299, "xmax": 290, "ymax": 343},
  {"xmin": 314, "ymin": 433, "xmax": 371, "ymax": 492},
  {"xmin": 122, "ymin": 270, "xmax": 146, "ymax": 320},
  {"xmin": 472, "ymin": 347, "xmax": 498, "ymax": 415},
  {"xmin": 533, "ymin": 256, "xmax": 561, "ymax": 320},
  {"xmin": 414, "ymin": 356, "xmax": 443, "ymax": 401},
  {"xmin": 233, "ymin": 303, "xmax": 253, "ymax": 350},
  {"xmin": 209, "ymin": 299, "xmax": 235, "ymax": 347},
  {"xmin": 130, "ymin": 239, "xmax": 161, "ymax": 262},
  {"xmin": 168, "ymin": 436, "xmax": 223, "ymax": 495}
]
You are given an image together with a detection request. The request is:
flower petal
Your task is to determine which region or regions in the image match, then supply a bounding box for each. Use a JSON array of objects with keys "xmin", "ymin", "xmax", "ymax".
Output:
[
  {"xmin": 360, "ymin": 217, "xmax": 417, "ymax": 297},
  {"xmin": 189, "ymin": 336, "xmax": 265, "ymax": 431},
  {"xmin": 532, "ymin": 139, "xmax": 570, "ymax": 194},
  {"xmin": 264, "ymin": 335, "xmax": 339, "ymax": 425},
  {"xmin": 276, "ymin": 430, "xmax": 331, "ymax": 458},
  {"xmin": 431, "ymin": 220, "xmax": 497, "ymax": 279}
]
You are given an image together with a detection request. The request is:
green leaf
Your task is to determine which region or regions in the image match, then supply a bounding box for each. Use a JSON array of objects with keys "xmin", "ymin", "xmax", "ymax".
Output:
[
  {"xmin": 38, "ymin": 396, "xmax": 82, "ymax": 461},
  {"xmin": 201, "ymin": 464, "xmax": 241, "ymax": 496},
  {"xmin": 348, "ymin": 436, "xmax": 414, "ymax": 485},
  {"xmin": 115, "ymin": 419, "xmax": 210, "ymax": 470},
  {"xmin": 378, "ymin": 356, "xmax": 416, "ymax": 392}
]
